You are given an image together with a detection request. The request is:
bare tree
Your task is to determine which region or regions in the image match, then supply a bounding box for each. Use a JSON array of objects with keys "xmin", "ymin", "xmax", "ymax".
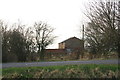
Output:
[
  {"xmin": 117, "ymin": 1, "xmax": 120, "ymax": 57},
  {"xmin": 33, "ymin": 22, "xmax": 56, "ymax": 60},
  {"xmin": 85, "ymin": 1, "xmax": 119, "ymax": 55},
  {"xmin": 24, "ymin": 27, "xmax": 38, "ymax": 61}
]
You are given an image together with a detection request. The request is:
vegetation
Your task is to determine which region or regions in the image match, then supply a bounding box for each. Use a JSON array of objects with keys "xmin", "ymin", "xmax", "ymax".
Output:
[
  {"xmin": 1, "ymin": 20, "xmax": 56, "ymax": 62},
  {"xmin": 2, "ymin": 64, "xmax": 119, "ymax": 78},
  {"xmin": 1, "ymin": 1, "xmax": 119, "ymax": 63},
  {"xmin": 1, "ymin": 1, "xmax": 119, "ymax": 79},
  {"xmin": 85, "ymin": 1, "xmax": 120, "ymax": 57},
  {"xmin": 33, "ymin": 22, "xmax": 56, "ymax": 60}
]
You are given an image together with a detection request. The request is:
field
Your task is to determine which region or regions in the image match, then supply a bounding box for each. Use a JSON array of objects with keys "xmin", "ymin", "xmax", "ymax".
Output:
[{"xmin": 2, "ymin": 64, "xmax": 119, "ymax": 78}]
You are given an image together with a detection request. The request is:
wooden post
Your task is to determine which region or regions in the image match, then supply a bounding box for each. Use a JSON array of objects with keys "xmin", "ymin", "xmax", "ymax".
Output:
[{"xmin": 81, "ymin": 25, "xmax": 85, "ymax": 58}]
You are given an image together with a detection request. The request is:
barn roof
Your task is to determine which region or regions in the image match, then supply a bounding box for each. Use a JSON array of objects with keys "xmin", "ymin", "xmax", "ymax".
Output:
[{"xmin": 59, "ymin": 37, "xmax": 82, "ymax": 44}]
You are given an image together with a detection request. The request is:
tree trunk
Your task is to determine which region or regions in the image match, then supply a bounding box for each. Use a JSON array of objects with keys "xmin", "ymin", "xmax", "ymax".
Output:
[{"xmin": 40, "ymin": 46, "xmax": 44, "ymax": 61}]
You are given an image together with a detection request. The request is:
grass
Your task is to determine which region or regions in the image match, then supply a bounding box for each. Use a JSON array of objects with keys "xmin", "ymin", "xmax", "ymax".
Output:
[{"xmin": 2, "ymin": 64, "xmax": 119, "ymax": 78}]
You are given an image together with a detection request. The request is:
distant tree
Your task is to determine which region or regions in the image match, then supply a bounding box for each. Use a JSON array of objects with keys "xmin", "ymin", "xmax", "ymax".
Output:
[
  {"xmin": 9, "ymin": 28, "xmax": 27, "ymax": 61},
  {"xmin": 117, "ymin": 1, "xmax": 120, "ymax": 57},
  {"xmin": 1, "ymin": 20, "xmax": 56, "ymax": 62},
  {"xmin": 0, "ymin": 21, "xmax": 2, "ymax": 62},
  {"xmin": 33, "ymin": 22, "xmax": 56, "ymax": 60},
  {"xmin": 85, "ymin": 1, "xmax": 120, "ymax": 55},
  {"xmin": 24, "ymin": 27, "xmax": 37, "ymax": 61},
  {"xmin": 1, "ymin": 20, "xmax": 9, "ymax": 62},
  {"xmin": 1, "ymin": 21, "xmax": 28, "ymax": 62}
]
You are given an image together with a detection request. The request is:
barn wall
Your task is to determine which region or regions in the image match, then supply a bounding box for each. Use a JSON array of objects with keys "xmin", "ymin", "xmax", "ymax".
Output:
[{"xmin": 59, "ymin": 42, "xmax": 65, "ymax": 49}]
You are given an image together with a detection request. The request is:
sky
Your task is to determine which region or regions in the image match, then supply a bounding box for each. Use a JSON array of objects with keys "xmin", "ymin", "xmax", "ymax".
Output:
[{"xmin": 0, "ymin": 0, "xmax": 90, "ymax": 49}]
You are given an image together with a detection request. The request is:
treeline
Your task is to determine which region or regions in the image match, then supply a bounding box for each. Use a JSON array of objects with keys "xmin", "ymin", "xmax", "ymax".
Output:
[
  {"xmin": 1, "ymin": 21, "xmax": 56, "ymax": 62},
  {"xmin": 1, "ymin": 1, "xmax": 120, "ymax": 62},
  {"xmin": 85, "ymin": 1, "xmax": 120, "ymax": 57}
]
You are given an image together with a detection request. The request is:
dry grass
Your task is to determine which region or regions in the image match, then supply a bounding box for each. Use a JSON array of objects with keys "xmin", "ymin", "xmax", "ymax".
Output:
[{"xmin": 2, "ymin": 64, "xmax": 119, "ymax": 78}]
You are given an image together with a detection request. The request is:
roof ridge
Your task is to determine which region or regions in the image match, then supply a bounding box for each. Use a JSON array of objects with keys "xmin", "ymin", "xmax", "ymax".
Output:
[{"xmin": 59, "ymin": 37, "xmax": 81, "ymax": 43}]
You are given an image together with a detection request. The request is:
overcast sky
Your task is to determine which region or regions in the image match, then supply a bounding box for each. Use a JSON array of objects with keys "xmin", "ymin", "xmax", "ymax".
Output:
[{"xmin": 0, "ymin": 0, "xmax": 90, "ymax": 49}]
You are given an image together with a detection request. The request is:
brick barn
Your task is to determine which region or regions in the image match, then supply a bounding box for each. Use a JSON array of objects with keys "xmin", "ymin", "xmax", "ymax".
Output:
[
  {"xmin": 44, "ymin": 37, "xmax": 84, "ymax": 59},
  {"xmin": 59, "ymin": 37, "xmax": 84, "ymax": 54}
]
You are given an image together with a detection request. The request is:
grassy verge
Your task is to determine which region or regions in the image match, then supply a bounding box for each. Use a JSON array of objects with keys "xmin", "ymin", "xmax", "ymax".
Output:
[{"xmin": 2, "ymin": 64, "xmax": 119, "ymax": 78}]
